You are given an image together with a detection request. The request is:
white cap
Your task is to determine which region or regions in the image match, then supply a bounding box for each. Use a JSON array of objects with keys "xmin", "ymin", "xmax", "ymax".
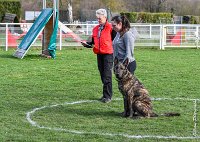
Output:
[{"xmin": 96, "ymin": 9, "xmax": 107, "ymax": 18}]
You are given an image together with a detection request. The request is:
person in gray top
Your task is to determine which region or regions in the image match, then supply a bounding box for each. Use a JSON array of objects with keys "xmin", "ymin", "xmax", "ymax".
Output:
[
  {"xmin": 111, "ymin": 15, "xmax": 137, "ymax": 74},
  {"xmin": 112, "ymin": 15, "xmax": 138, "ymax": 117}
]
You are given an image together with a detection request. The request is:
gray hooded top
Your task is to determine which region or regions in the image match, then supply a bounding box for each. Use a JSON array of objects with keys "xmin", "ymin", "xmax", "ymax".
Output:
[{"xmin": 113, "ymin": 27, "xmax": 138, "ymax": 63}]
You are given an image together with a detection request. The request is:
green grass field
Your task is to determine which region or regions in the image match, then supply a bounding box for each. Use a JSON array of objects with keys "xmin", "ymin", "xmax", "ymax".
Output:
[{"xmin": 0, "ymin": 47, "xmax": 200, "ymax": 142}]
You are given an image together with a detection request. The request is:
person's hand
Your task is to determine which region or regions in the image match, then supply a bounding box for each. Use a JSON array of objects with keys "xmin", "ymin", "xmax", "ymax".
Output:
[
  {"xmin": 81, "ymin": 41, "xmax": 87, "ymax": 47},
  {"xmin": 81, "ymin": 41, "xmax": 92, "ymax": 48}
]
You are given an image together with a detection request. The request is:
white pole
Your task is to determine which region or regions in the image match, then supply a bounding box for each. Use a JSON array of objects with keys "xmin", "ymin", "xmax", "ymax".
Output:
[
  {"xmin": 53, "ymin": 0, "xmax": 58, "ymax": 26},
  {"xmin": 162, "ymin": 25, "xmax": 166, "ymax": 50},
  {"xmin": 195, "ymin": 26, "xmax": 199, "ymax": 49},
  {"xmin": 42, "ymin": 0, "xmax": 46, "ymax": 55},
  {"xmin": 59, "ymin": 27, "xmax": 62, "ymax": 50},
  {"xmin": 149, "ymin": 24, "xmax": 152, "ymax": 39},
  {"xmin": 53, "ymin": 0, "xmax": 57, "ymax": 17},
  {"xmin": 159, "ymin": 25, "xmax": 162, "ymax": 50},
  {"xmin": 43, "ymin": 0, "xmax": 46, "ymax": 9},
  {"xmin": 86, "ymin": 24, "xmax": 89, "ymax": 35},
  {"xmin": 5, "ymin": 24, "xmax": 8, "ymax": 51},
  {"xmin": 160, "ymin": 25, "xmax": 166, "ymax": 50}
]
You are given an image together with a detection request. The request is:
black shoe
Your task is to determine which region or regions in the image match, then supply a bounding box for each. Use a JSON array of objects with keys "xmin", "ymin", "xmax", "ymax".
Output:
[{"xmin": 101, "ymin": 98, "xmax": 111, "ymax": 103}]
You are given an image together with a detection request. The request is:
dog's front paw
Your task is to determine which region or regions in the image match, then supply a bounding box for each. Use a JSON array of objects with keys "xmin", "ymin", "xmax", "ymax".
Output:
[{"xmin": 120, "ymin": 111, "xmax": 130, "ymax": 117}]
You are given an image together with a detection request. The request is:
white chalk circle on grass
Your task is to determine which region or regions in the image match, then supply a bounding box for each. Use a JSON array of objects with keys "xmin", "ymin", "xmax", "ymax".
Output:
[{"xmin": 26, "ymin": 98, "xmax": 200, "ymax": 140}]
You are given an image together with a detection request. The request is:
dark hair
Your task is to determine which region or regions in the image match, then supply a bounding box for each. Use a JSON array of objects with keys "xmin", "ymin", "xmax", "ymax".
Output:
[{"xmin": 111, "ymin": 15, "xmax": 131, "ymax": 34}]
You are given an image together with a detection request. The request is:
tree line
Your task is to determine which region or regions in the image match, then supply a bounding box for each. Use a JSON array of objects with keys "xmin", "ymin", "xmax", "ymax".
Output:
[
  {"xmin": 22, "ymin": 0, "xmax": 200, "ymax": 22},
  {"xmin": 69, "ymin": 0, "xmax": 200, "ymax": 21}
]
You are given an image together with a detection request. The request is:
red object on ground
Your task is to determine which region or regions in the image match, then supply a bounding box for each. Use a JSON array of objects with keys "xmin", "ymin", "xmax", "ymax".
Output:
[
  {"xmin": 171, "ymin": 31, "xmax": 181, "ymax": 45},
  {"xmin": 8, "ymin": 30, "xmax": 26, "ymax": 47}
]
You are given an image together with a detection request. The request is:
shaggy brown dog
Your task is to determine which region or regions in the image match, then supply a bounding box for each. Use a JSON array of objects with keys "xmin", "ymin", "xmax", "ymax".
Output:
[{"xmin": 114, "ymin": 58, "xmax": 180, "ymax": 118}]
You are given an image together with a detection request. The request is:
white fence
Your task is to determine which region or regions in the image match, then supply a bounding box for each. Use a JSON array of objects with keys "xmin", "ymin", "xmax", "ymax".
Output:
[
  {"xmin": 160, "ymin": 24, "xmax": 200, "ymax": 49},
  {"xmin": 0, "ymin": 23, "xmax": 199, "ymax": 51}
]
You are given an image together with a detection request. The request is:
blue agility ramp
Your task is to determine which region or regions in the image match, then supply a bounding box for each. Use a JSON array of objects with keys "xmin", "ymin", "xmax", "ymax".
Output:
[{"xmin": 13, "ymin": 8, "xmax": 58, "ymax": 59}]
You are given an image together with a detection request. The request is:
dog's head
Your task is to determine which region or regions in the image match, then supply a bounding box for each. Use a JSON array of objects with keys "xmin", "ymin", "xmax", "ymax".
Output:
[{"xmin": 114, "ymin": 57, "xmax": 129, "ymax": 79}]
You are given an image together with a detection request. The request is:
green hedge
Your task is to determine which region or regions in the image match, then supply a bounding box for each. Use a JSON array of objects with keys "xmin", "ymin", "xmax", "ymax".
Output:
[
  {"xmin": 120, "ymin": 12, "xmax": 173, "ymax": 24},
  {"xmin": 0, "ymin": 0, "xmax": 21, "ymax": 22}
]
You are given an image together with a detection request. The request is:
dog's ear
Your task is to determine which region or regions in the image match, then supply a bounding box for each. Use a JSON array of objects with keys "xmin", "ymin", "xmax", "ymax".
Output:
[
  {"xmin": 114, "ymin": 57, "xmax": 119, "ymax": 65},
  {"xmin": 123, "ymin": 58, "xmax": 129, "ymax": 68}
]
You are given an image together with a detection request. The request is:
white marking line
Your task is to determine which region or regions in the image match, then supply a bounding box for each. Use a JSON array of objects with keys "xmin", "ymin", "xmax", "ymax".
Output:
[
  {"xmin": 193, "ymin": 99, "xmax": 197, "ymax": 136},
  {"xmin": 26, "ymin": 98, "xmax": 200, "ymax": 139}
]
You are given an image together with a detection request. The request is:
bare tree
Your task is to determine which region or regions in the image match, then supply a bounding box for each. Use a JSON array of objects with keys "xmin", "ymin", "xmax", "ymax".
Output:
[
  {"xmin": 100, "ymin": 0, "xmax": 125, "ymax": 12},
  {"xmin": 67, "ymin": 0, "xmax": 73, "ymax": 23}
]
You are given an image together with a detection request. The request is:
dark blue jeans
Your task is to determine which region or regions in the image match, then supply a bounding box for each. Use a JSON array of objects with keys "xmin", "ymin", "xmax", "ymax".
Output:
[{"xmin": 97, "ymin": 54, "xmax": 113, "ymax": 99}]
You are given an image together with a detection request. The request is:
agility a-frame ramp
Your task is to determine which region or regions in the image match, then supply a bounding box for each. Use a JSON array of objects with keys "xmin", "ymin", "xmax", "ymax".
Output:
[{"xmin": 13, "ymin": 7, "xmax": 58, "ymax": 59}]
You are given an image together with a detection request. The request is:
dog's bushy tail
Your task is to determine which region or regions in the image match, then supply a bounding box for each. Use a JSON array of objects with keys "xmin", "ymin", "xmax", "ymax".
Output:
[
  {"xmin": 150, "ymin": 112, "xmax": 159, "ymax": 117},
  {"xmin": 160, "ymin": 112, "xmax": 180, "ymax": 117}
]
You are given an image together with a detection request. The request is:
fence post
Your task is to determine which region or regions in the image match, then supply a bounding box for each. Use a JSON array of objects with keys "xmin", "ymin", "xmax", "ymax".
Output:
[
  {"xmin": 195, "ymin": 26, "xmax": 199, "ymax": 49},
  {"xmin": 86, "ymin": 24, "xmax": 89, "ymax": 35},
  {"xmin": 160, "ymin": 25, "xmax": 161, "ymax": 49},
  {"xmin": 149, "ymin": 24, "xmax": 152, "ymax": 39},
  {"xmin": 160, "ymin": 25, "xmax": 163, "ymax": 49},
  {"xmin": 160, "ymin": 25, "xmax": 166, "ymax": 50},
  {"xmin": 5, "ymin": 24, "xmax": 8, "ymax": 51}
]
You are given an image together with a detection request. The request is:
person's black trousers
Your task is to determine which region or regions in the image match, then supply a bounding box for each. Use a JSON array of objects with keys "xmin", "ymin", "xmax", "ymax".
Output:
[{"xmin": 97, "ymin": 54, "xmax": 113, "ymax": 99}]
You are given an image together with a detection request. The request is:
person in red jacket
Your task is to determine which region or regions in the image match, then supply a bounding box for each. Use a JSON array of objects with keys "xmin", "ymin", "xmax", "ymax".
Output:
[{"xmin": 82, "ymin": 9, "xmax": 116, "ymax": 103}]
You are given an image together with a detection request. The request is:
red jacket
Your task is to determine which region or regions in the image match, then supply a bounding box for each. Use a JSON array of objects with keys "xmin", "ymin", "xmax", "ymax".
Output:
[{"xmin": 92, "ymin": 21, "xmax": 113, "ymax": 54}]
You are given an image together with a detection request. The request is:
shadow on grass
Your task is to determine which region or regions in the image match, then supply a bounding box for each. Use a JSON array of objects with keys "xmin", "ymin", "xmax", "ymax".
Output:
[
  {"xmin": 51, "ymin": 102, "xmax": 122, "ymax": 118},
  {"xmin": 0, "ymin": 54, "xmax": 53, "ymax": 60},
  {"xmin": 23, "ymin": 54, "xmax": 45, "ymax": 59},
  {"xmin": 0, "ymin": 54, "xmax": 16, "ymax": 59},
  {"xmin": 62, "ymin": 108, "xmax": 121, "ymax": 119}
]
